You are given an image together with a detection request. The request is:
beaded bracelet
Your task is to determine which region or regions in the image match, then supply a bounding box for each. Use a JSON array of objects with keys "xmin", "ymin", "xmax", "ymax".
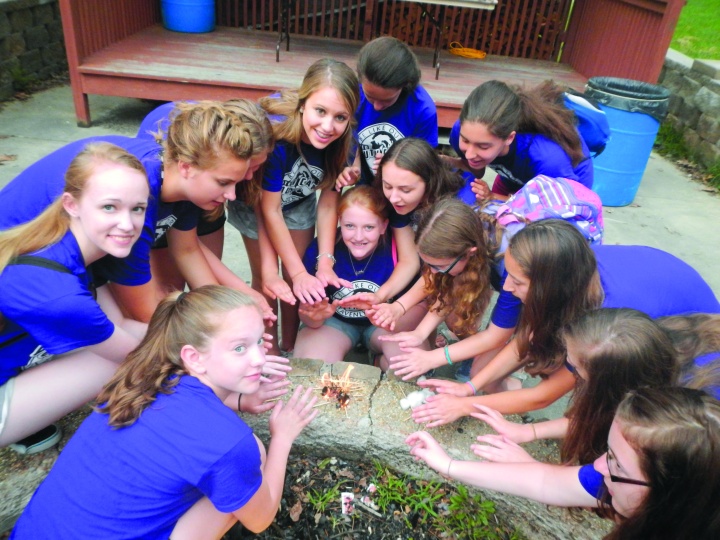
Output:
[
  {"xmin": 465, "ymin": 380, "xmax": 477, "ymax": 395},
  {"xmin": 444, "ymin": 345, "xmax": 453, "ymax": 365}
]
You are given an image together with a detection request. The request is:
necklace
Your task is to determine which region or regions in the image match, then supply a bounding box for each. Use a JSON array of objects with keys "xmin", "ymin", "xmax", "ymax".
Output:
[{"xmin": 349, "ymin": 245, "xmax": 377, "ymax": 276}]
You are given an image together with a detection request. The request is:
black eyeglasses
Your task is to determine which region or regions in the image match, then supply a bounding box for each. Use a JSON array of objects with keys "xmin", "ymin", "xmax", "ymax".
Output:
[
  {"xmin": 606, "ymin": 448, "xmax": 650, "ymax": 487},
  {"xmin": 422, "ymin": 252, "xmax": 465, "ymax": 275}
]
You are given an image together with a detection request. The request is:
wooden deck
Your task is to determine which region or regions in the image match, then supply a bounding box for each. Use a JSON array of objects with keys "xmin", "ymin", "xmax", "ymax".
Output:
[{"xmin": 76, "ymin": 25, "xmax": 587, "ymax": 128}]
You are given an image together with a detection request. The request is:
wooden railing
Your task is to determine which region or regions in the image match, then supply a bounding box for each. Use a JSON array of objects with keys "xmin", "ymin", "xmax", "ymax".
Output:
[{"xmin": 217, "ymin": 0, "xmax": 573, "ymax": 61}]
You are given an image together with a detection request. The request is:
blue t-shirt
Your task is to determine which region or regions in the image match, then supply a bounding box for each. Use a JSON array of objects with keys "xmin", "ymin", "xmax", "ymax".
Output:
[
  {"xmin": 303, "ymin": 236, "xmax": 395, "ymax": 326},
  {"xmin": 356, "ymin": 84, "xmax": 438, "ymax": 183},
  {"xmin": 449, "ymin": 121, "xmax": 594, "ymax": 192},
  {"xmin": 491, "ymin": 245, "xmax": 720, "ymax": 330},
  {"xmin": 262, "ymin": 140, "xmax": 327, "ymax": 210},
  {"xmin": 0, "ymin": 136, "xmax": 201, "ymax": 286},
  {"xmin": 136, "ymin": 101, "xmax": 177, "ymax": 139},
  {"xmin": 0, "ymin": 231, "xmax": 115, "ymax": 386},
  {"xmin": 578, "ymin": 464, "xmax": 604, "ymax": 499},
  {"xmin": 12, "ymin": 376, "xmax": 262, "ymax": 540}
]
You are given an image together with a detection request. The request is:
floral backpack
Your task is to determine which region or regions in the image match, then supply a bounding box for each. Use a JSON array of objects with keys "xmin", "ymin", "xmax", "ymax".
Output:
[{"xmin": 480, "ymin": 175, "xmax": 604, "ymax": 272}]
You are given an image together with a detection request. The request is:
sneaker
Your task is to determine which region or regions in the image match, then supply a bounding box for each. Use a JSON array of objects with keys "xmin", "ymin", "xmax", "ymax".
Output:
[{"xmin": 8, "ymin": 424, "xmax": 62, "ymax": 455}]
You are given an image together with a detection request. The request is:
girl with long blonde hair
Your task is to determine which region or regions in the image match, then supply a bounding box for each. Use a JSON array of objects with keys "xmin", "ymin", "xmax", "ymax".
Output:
[{"xmin": 0, "ymin": 143, "xmax": 149, "ymax": 453}]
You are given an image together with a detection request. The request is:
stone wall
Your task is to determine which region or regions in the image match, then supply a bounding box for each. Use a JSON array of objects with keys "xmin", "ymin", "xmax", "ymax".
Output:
[
  {"xmin": 0, "ymin": 0, "xmax": 66, "ymax": 101},
  {"xmin": 659, "ymin": 50, "xmax": 720, "ymax": 168}
]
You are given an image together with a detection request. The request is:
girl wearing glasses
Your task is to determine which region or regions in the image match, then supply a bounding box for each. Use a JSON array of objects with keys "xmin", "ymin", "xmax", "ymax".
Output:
[
  {"xmin": 472, "ymin": 309, "xmax": 720, "ymax": 467},
  {"xmin": 407, "ymin": 219, "xmax": 719, "ymax": 426},
  {"xmin": 407, "ymin": 386, "xmax": 720, "ymax": 539}
]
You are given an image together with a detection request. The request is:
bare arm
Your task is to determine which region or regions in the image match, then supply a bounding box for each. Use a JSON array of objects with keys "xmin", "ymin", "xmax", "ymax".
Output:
[
  {"xmin": 375, "ymin": 226, "xmax": 420, "ymax": 302},
  {"xmin": 232, "ymin": 387, "xmax": 317, "ymax": 532},
  {"xmin": 261, "ymin": 191, "xmax": 325, "ymax": 303},
  {"xmin": 167, "ymin": 227, "xmax": 218, "ymax": 289},
  {"xmin": 406, "ymin": 431, "xmax": 596, "ymax": 508}
]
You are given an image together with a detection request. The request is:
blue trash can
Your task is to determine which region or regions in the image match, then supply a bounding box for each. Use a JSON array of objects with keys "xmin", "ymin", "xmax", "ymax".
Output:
[
  {"xmin": 161, "ymin": 0, "xmax": 216, "ymax": 34},
  {"xmin": 585, "ymin": 77, "xmax": 670, "ymax": 207}
]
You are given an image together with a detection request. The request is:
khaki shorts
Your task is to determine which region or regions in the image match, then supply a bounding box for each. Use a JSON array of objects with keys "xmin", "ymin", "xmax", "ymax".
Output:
[
  {"xmin": 0, "ymin": 377, "xmax": 15, "ymax": 439},
  {"xmin": 227, "ymin": 195, "xmax": 318, "ymax": 240}
]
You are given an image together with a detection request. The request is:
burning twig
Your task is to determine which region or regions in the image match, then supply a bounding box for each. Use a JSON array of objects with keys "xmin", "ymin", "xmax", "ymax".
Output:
[{"xmin": 318, "ymin": 365, "xmax": 359, "ymax": 410}]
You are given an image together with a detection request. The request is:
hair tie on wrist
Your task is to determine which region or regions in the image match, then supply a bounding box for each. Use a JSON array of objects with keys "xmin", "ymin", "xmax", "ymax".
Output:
[
  {"xmin": 446, "ymin": 459, "xmax": 453, "ymax": 477},
  {"xmin": 395, "ymin": 299, "xmax": 407, "ymax": 314},
  {"xmin": 465, "ymin": 380, "xmax": 477, "ymax": 395},
  {"xmin": 444, "ymin": 345, "xmax": 453, "ymax": 365},
  {"xmin": 531, "ymin": 423, "xmax": 538, "ymax": 441}
]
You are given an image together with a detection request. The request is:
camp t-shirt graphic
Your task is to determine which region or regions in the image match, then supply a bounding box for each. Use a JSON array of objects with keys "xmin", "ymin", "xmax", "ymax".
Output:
[
  {"xmin": 333, "ymin": 280, "xmax": 380, "ymax": 320},
  {"xmin": 358, "ymin": 123, "xmax": 404, "ymax": 177},
  {"xmin": 280, "ymin": 157, "xmax": 325, "ymax": 208}
]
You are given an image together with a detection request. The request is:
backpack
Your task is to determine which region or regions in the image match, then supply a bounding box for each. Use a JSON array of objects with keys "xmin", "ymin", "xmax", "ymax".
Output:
[
  {"xmin": 563, "ymin": 90, "xmax": 611, "ymax": 157},
  {"xmin": 482, "ymin": 175, "xmax": 604, "ymax": 264}
]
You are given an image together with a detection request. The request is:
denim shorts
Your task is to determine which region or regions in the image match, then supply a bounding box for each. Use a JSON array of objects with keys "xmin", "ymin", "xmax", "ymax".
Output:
[
  {"xmin": 321, "ymin": 316, "xmax": 379, "ymax": 350},
  {"xmin": 0, "ymin": 377, "xmax": 15, "ymax": 439},
  {"xmin": 227, "ymin": 195, "xmax": 318, "ymax": 240}
]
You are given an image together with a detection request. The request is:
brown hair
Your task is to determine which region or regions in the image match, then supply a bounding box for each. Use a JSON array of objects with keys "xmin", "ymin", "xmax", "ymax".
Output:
[
  {"xmin": 508, "ymin": 219, "xmax": 603, "ymax": 375},
  {"xmin": 601, "ymin": 387, "xmax": 720, "ymax": 539},
  {"xmin": 415, "ymin": 198, "xmax": 493, "ymax": 337},
  {"xmin": 95, "ymin": 286, "xmax": 261, "ymax": 427},
  {"xmin": 357, "ymin": 37, "xmax": 421, "ymax": 91},
  {"xmin": 460, "ymin": 80, "xmax": 585, "ymax": 166},
  {"xmin": 375, "ymin": 137, "xmax": 464, "ymax": 212},
  {"xmin": 259, "ymin": 58, "xmax": 359, "ymax": 190},
  {"xmin": 560, "ymin": 309, "xmax": 677, "ymax": 466}
]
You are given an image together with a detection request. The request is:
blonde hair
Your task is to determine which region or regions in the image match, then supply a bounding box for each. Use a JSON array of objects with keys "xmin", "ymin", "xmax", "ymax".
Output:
[
  {"xmin": 259, "ymin": 58, "xmax": 359, "ymax": 190},
  {"xmin": 96, "ymin": 286, "xmax": 261, "ymax": 427},
  {"xmin": 0, "ymin": 143, "xmax": 146, "ymax": 272}
]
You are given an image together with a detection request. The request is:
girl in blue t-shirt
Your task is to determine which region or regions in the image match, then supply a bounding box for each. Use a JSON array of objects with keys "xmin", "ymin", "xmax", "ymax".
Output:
[
  {"xmin": 473, "ymin": 309, "xmax": 719, "ymax": 470},
  {"xmin": 0, "ymin": 143, "xmax": 149, "ymax": 453},
  {"xmin": 445, "ymin": 80, "xmax": 593, "ymax": 202},
  {"xmin": 293, "ymin": 186, "xmax": 431, "ymax": 366},
  {"xmin": 407, "ymin": 220, "xmax": 720, "ymax": 427},
  {"xmin": 337, "ymin": 138, "xmax": 464, "ymax": 328},
  {"xmin": 407, "ymin": 386, "xmax": 720, "ymax": 539},
  {"xmin": 228, "ymin": 59, "xmax": 359, "ymax": 356},
  {"xmin": 0, "ymin": 102, "xmax": 275, "ymax": 325},
  {"xmin": 11, "ymin": 286, "xmax": 316, "ymax": 540},
  {"xmin": 135, "ymin": 99, "xmax": 274, "ymax": 304},
  {"xmin": 337, "ymin": 36, "xmax": 438, "ymax": 187}
]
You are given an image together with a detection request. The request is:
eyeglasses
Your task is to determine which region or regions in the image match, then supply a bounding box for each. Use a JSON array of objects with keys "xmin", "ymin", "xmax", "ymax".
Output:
[
  {"xmin": 422, "ymin": 252, "xmax": 466, "ymax": 275},
  {"xmin": 606, "ymin": 448, "xmax": 650, "ymax": 487}
]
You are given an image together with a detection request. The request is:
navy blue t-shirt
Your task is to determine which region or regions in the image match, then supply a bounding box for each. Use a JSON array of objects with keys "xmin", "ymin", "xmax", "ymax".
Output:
[
  {"xmin": 263, "ymin": 140, "xmax": 326, "ymax": 210},
  {"xmin": 303, "ymin": 236, "xmax": 395, "ymax": 326}
]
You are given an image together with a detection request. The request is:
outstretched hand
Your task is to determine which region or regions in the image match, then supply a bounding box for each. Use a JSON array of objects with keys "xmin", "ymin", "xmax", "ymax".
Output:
[
  {"xmin": 336, "ymin": 291, "xmax": 380, "ymax": 311},
  {"xmin": 411, "ymin": 393, "xmax": 468, "ymax": 428},
  {"xmin": 262, "ymin": 275, "xmax": 296, "ymax": 305},
  {"xmin": 335, "ymin": 166, "xmax": 361, "ymax": 190},
  {"xmin": 261, "ymin": 354, "xmax": 292, "ymax": 382},
  {"xmin": 298, "ymin": 298, "xmax": 336, "ymax": 325},
  {"xmin": 269, "ymin": 385, "xmax": 318, "ymax": 444},
  {"xmin": 366, "ymin": 302, "xmax": 404, "ymax": 331},
  {"xmin": 471, "ymin": 434, "xmax": 536, "ymax": 463},
  {"xmin": 292, "ymin": 272, "xmax": 328, "ymax": 304},
  {"xmin": 418, "ymin": 378, "xmax": 472, "ymax": 397},
  {"xmin": 386, "ymin": 347, "xmax": 439, "ymax": 381},
  {"xmin": 406, "ymin": 431, "xmax": 452, "ymax": 477},
  {"xmin": 241, "ymin": 377, "xmax": 292, "ymax": 415},
  {"xmin": 470, "ymin": 404, "xmax": 533, "ymax": 444}
]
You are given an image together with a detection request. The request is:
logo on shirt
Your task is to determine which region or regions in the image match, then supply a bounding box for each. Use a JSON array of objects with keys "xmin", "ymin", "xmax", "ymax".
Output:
[
  {"xmin": 334, "ymin": 280, "xmax": 379, "ymax": 319},
  {"xmin": 358, "ymin": 123, "xmax": 404, "ymax": 176},
  {"xmin": 21, "ymin": 345, "xmax": 52, "ymax": 370},
  {"xmin": 154, "ymin": 214, "xmax": 178, "ymax": 242},
  {"xmin": 281, "ymin": 158, "xmax": 324, "ymax": 206}
]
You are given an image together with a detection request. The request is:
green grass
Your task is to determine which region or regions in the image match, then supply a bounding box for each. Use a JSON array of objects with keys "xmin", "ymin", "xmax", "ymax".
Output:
[
  {"xmin": 670, "ymin": 0, "xmax": 720, "ymax": 59},
  {"xmin": 655, "ymin": 123, "xmax": 720, "ymax": 188}
]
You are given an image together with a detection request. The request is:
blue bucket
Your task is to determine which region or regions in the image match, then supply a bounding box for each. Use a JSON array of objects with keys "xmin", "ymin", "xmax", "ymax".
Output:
[
  {"xmin": 161, "ymin": 0, "xmax": 216, "ymax": 34},
  {"xmin": 591, "ymin": 106, "xmax": 661, "ymax": 207},
  {"xmin": 586, "ymin": 77, "xmax": 670, "ymax": 207}
]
